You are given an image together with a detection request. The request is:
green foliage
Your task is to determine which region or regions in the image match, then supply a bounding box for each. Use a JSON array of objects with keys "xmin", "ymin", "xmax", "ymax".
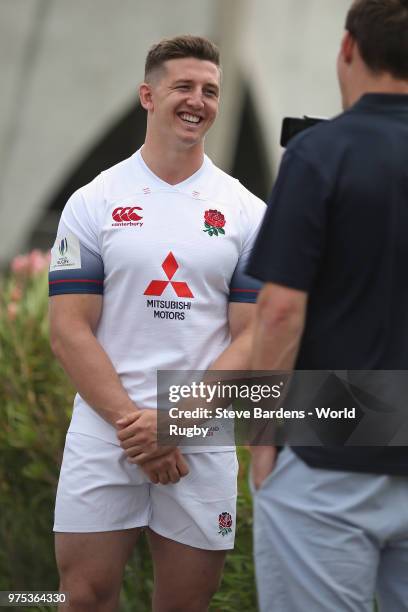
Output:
[
  {"xmin": 211, "ymin": 450, "xmax": 257, "ymax": 612},
  {"xmin": 0, "ymin": 268, "xmax": 72, "ymax": 595},
  {"xmin": 0, "ymin": 264, "xmax": 257, "ymax": 611}
]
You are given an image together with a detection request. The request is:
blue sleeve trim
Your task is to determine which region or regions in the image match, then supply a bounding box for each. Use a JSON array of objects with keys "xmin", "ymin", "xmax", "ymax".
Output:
[
  {"xmin": 49, "ymin": 235, "xmax": 104, "ymax": 296},
  {"xmin": 229, "ymin": 288, "xmax": 259, "ymax": 303},
  {"xmin": 49, "ymin": 279, "xmax": 103, "ymax": 296}
]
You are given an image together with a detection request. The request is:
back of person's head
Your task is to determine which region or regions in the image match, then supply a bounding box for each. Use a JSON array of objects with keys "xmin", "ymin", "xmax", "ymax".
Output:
[
  {"xmin": 345, "ymin": 0, "xmax": 408, "ymax": 78},
  {"xmin": 144, "ymin": 35, "xmax": 220, "ymax": 82}
]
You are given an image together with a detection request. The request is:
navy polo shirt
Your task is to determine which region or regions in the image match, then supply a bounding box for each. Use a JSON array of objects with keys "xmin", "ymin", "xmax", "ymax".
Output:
[{"xmin": 247, "ymin": 94, "xmax": 408, "ymax": 475}]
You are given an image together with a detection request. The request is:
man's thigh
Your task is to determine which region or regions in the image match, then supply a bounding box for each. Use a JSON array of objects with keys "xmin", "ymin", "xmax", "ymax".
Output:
[
  {"xmin": 55, "ymin": 529, "xmax": 141, "ymax": 593},
  {"xmin": 146, "ymin": 451, "xmax": 237, "ymax": 611},
  {"xmin": 149, "ymin": 451, "xmax": 238, "ymax": 551},
  {"xmin": 253, "ymin": 447, "xmax": 380, "ymax": 612},
  {"xmin": 54, "ymin": 433, "xmax": 149, "ymax": 609},
  {"xmin": 148, "ymin": 529, "xmax": 226, "ymax": 612},
  {"xmin": 54, "ymin": 432, "xmax": 150, "ymax": 532}
]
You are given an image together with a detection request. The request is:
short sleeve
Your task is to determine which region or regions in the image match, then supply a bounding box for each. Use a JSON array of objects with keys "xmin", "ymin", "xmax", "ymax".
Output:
[
  {"xmin": 229, "ymin": 191, "xmax": 266, "ymax": 303},
  {"xmin": 49, "ymin": 180, "xmax": 104, "ymax": 296},
  {"xmin": 246, "ymin": 149, "xmax": 329, "ymax": 291}
]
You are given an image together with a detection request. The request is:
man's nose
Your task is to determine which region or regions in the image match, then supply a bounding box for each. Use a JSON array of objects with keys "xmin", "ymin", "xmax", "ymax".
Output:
[{"xmin": 186, "ymin": 89, "xmax": 205, "ymax": 109}]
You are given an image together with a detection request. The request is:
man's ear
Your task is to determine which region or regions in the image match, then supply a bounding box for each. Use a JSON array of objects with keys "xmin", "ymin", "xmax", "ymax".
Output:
[
  {"xmin": 139, "ymin": 83, "xmax": 154, "ymax": 111},
  {"xmin": 341, "ymin": 30, "xmax": 356, "ymax": 65}
]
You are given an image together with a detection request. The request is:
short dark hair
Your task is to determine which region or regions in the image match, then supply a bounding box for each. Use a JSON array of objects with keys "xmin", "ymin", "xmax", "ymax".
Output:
[
  {"xmin": 345, "ymin": 0, "xmax": 408, "ymax": 78},
  {"xmin": 144, "ymin": 35, "xmax": 220, "ymax": 81}
]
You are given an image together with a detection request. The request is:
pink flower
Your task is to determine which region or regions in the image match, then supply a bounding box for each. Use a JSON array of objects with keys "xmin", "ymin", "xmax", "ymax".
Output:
[
  {"xmin": 7, "ymin": 303, "xmax": 18, "ymax": 321},
  {"xmin": 11, "ymin": 255, "xmax": 30, "ymax": 276},
  {"xmin": 28, "ymin": 249, "xmax": 48, "ymax": 275},
  {"xmin": 10, "ymin": 285, "xmax": 23, "ymax": 302},
  {"xmin": 11, "ymin": 250, "xmax": 50, "ymax": 278}
]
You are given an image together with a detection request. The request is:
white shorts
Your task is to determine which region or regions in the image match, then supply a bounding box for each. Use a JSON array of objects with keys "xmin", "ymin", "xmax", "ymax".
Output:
[{"xmin": 54, "ymin": 432, "xmax": 238, "ymax": 550}]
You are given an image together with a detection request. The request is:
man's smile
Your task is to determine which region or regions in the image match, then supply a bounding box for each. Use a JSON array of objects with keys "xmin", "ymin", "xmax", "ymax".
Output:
[{"xmin": 178, "ymin": 112, "xmax": 203, "ymax": 125}]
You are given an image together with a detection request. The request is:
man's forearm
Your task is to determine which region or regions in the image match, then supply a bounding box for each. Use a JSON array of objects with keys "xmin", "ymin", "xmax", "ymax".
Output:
[
  {"xmin": 252, "ymin": 286, "xmax": 305, "ymax": 371},
  {"xmin": 210, "ymin": 325, "xmax": 254, "ymax": 370},
  {"xmin": 51, "ymin": 328, "xmax": 137, "ymax": 426},
  {"xmin": 252, "ymin": 316, "xmax": 303, "ymax": 371}
]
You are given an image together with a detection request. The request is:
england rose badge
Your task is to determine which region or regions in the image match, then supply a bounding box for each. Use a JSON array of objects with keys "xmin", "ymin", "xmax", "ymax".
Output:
[
  {"xmin": 203, "ymin": 209, "xmax": 226, "ymax": 236},
  {"xmin": 218, "ymin": 512, "xmax": 233, "ymax": 536}
]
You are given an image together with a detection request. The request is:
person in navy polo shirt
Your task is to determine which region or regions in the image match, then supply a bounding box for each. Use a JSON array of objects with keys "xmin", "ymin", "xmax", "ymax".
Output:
[{"xmin": 248, "ymin": 1, "xmax": 408, "ymax": 610}]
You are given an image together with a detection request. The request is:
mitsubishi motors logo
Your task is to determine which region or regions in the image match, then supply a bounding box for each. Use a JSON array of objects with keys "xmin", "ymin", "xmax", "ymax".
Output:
[{"xmin": 144, "ymin": 252, "xmax": 194, "ymax": 298}]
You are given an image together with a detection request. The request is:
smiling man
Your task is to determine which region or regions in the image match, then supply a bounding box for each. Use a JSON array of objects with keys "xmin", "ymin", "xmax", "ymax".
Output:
[{"xmin": 49, "ymin": 36, "xmax": 265, "ymax": 611}]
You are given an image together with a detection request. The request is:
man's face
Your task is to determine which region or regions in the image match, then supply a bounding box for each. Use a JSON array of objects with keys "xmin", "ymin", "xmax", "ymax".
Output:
[{"xmin": 144, "ymin": 57, "xmax": 221, "ymax": 149}]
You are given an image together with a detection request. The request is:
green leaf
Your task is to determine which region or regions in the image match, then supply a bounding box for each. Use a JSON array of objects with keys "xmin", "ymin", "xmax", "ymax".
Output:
[
  {"xmin": 213, "ymin": 228, "xmax": 219, "ymax": 236},
  {"xmin": 208, "ymin": 231, "xmax": 213, "ymax": 236},
  {"xmin": 218, "ymin": 227, "xmax": 225, "ymax": 235},
  {"xmin": 204, "ymin": 222, "xmax": 211, "ymax": 229}
]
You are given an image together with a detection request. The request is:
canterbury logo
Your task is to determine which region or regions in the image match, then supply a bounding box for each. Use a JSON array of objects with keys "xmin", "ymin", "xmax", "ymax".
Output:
[
  {"xmin": 112, "ymin": 206, "xmax": 143, "ymax": 222},
  {"xmin": 144, "ymin": 252, "xmax": 194, "ymax": 298}
]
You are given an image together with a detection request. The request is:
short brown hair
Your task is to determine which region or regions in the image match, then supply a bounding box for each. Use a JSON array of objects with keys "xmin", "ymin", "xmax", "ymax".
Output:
[
  {"xmin": 144, "ymin": 35, "xmax": 220, "ymax": 81},
  {"xmin": 345, "ymin": 0, "xmax": 408, "ymax": 78}
]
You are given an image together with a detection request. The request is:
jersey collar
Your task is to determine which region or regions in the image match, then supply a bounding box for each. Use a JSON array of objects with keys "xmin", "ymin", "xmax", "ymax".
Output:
[{"xmin": 134, "ymin": 148, "xmax": 212, "ymax": 194}]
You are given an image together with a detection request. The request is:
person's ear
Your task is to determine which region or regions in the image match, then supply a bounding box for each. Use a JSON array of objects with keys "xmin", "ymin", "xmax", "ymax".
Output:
[
  {"xmin": 341, "ymin": 30, "xmax": 356, "ymax": 65},
  {"xmin": 139, "ymin": 83, "xmax": 154, "ymax": 111}
]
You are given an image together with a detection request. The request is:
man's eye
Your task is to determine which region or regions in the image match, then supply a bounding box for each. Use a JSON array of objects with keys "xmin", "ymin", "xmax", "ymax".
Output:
[
  {"xmin": 176, "ymin": 85, "xmax": 189, "ymax": 90},
  {"xmin": 205, "ymin": 90, "xmax": 218, "ymax": 97}
]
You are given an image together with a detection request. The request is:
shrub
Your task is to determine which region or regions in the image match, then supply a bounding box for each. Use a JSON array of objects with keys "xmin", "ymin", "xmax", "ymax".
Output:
[
  {"xmin": 0, "ymin": 253, "xmax": 70, "ymax": 603},
  {"xmin": 0, "ymin": 253, "xmax": 257, "ymax": 611}
]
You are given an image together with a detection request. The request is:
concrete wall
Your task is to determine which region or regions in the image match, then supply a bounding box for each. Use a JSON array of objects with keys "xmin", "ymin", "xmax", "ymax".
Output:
[
  {"xmin": 0, "ymin": 0, "xmax": 351, "ymax": 265},
  {"xmin": 242, "ymin": 0, "xmax": 351, "ymax": 168}
]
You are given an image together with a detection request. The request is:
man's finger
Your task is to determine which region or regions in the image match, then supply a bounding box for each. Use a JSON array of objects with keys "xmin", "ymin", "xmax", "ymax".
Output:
[
  {"xmin": 131, "ymin": 446, "xmax": 174, "ymax": 465},
  {"xmin": 117, "ymin": 422, "xmax": 143, "ymax": 441},
  {"xmin": 116, "ymin": 411, "xmax": 142, "ymax": 429},
  {"xmin": 158, "ymin": 471, "xmax": 170, "ymax": 485},
  {"xmin": 167, "ymin": 463, "xmax": 182, "ymax": 483},
  {"xmin": 128, "ymin": 447, "xmax": 168, "ymax": 465},
  {"xmin": 120, "ymin": 435, "xmax": 150, "ymax": 449},
  {"xmin": 176, "ymin": 456, "xmax": 190, "ymax": 477},
  {"xmin": 123, "ymin": 444, "xmax": 144, "ymax": 457},
  {"xmin": 145, "ymin": 470, "xmax": 159, "ymax": 484}
]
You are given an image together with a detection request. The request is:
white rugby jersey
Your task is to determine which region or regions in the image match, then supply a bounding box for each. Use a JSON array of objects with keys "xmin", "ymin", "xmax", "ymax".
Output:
[{"xmin": 49, "ymin": 149, "xmax": 265, "ymax": 450}]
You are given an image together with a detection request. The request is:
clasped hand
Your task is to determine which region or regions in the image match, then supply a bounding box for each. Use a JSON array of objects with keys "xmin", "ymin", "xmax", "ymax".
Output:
[{"xmin": 116, "ymin": 410, "xmax": 189, "ymax": 485}]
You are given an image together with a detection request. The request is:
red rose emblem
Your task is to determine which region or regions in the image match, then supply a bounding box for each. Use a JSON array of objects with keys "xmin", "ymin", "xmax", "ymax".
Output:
[
  {"xmin": 205, "ymin": 210, "xmax": 226, "ymax": 228},
  {"xmin": 203, "ymin": 210, "xmax": 226, "ymax": 237},
  {"xmin": 219, "ymin": 512, "xmax": 233, "ymax": 530}
]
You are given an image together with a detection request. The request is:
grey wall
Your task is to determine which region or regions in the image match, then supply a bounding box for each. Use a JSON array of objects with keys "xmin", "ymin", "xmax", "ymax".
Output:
[{"xmin": 0, "ymin": 0, "xmax": 351, "ymax": 265}]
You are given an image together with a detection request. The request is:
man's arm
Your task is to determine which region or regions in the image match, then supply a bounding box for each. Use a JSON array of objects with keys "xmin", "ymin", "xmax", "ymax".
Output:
[
  {"xmin": 117, "ymin": 301, "xmax": 257, "ymax": 462},
  {"xmin": 213, "ymin": 301, "xmax": 257, "ymax": 369},
  {"xmin": 250, "ymin": 282, "xmax": 307, "ymax": 489},
  {"xmin": 252, "ymin": 283, "xmax": 307, "ymax": 371},
  {"xmin": 49, "ymin": 293, "xmax": 189, "ymax": 484},
  {"xmin": 49, "ymin": 294, "xmax": 137, "ymax": 424}
]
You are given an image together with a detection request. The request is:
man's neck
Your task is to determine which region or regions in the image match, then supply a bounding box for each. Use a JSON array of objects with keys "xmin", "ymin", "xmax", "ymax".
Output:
[
  {"xmin": 141, "ymin": 138, "xmax": 205, "ymax": 185},
  {"xmin": 347, "ymin": 73, "xmax": 408, "ymax": 108}
]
